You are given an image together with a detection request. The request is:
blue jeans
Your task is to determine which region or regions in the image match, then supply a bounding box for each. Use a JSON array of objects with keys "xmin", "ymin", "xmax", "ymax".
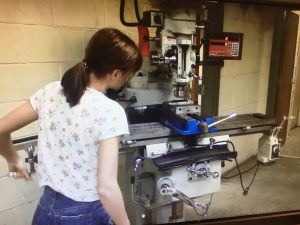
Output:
[{"xmin": 32, "ymin": 186, "xmax": 112, "ymax": 225}]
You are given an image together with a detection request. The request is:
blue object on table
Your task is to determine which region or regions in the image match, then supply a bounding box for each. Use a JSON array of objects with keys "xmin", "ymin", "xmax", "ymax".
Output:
[{"xmin": 164, "ymin": 117, "xmax": 218, "ymax": 136}]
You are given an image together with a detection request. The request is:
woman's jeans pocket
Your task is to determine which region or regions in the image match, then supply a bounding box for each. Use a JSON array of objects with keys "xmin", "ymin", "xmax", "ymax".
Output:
[
  {"xmin": 54, "ymin": 205, "xmax": 112, "ymax": 225},
  {"xmin": 54, "ymin": 208, "xmax": 93, "ymax": 225},
  {"xmin": 32, "ymin": 186, "xmax": 112, "ymax": 225}
]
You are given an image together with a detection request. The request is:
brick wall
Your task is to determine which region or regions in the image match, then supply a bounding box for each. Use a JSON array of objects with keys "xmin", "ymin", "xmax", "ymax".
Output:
[{"xmin": 220, "ymin": 4, "xmax": 274, "ymax": 115}]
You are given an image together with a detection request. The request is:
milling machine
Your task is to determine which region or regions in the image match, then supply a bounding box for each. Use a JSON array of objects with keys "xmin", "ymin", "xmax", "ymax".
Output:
[{"xmin": 116, "ymin": 2, "xmax": 277, "ymax": 224}]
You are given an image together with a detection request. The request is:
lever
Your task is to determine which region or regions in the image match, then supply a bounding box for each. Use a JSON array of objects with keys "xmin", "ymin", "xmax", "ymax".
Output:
[
  {"xmin": 133, "ymin": 157, "xmax": 144, "ymax": 171},
  {"xmin": 160, "ymin": 186, "xmax": 209, "ymax": 218},
  {"xmin": 273, "ymin": 115, "xmax": 296, "ymax": 138},
  {"xmin": 25, "ymin": 145, "xmax": 38, "ymax": 175},
  {"xmin": 117, "ymin": 96, "xmax": 137, "ymax": 103},
  {"xmin": 121, "ymin": 139, "xmax": 137, "ymax": 145},
  {"xmin": 186, "ymin": 163, "xmax": 219, "ymax": 179},
  {"xmin": 200, "ymin": 113, "xmax": 237, "ymax": 133},
  {"xmin": 207, "ymin": 113, "xmax": 237, "ymax": 128}
]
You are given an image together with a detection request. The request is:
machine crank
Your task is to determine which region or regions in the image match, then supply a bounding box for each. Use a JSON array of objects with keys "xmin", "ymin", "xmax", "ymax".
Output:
[
  {"xmin": 160, "ymin": 185, "xmax": 209, "ymax": 218},
  {"xmin": 186, "ymin": 162, "xmax": 220, "ymax": 180}
]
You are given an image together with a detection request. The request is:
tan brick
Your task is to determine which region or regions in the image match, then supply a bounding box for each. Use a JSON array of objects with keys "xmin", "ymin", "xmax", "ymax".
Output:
[
  {"xmin": 0, "ymin": 0, "xmax": 53, "ymax": 25},
  {"xmin": 23, "ymin": 26, "xmax": 62, "ymax": 62},
  {"xmin": 59, "ymin": 29, "xmax": 85, "ymax": 61},
  {"xmin": 58, "ymin": 62, "xmax": 77, "ymax": 79},
  {"xmin": 83, "ymin": 30, "xmax": 98, "ymax": 48},
  {"xmin": 24, "ymin": 26, "xmax": 84, "ymax": 62},
  {"xmin": 0, "ymin": 63, "xmax": 59, "ymax": 103},
  {"xmin": 0, "ymin": 24, "xmax": 26, "ymax": 63},
  {"xmin": 52, "ymin": 0, "xmax": 105, "ymax": 28},
  {"xmin": 218, "ymin": 90, "xmax": 234, "ymax": 112}
]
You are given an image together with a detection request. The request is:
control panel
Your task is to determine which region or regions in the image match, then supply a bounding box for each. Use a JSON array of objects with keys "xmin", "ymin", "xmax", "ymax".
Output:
[{"xmin": 206, "ymin": 32, "xmax": 243, "ymax": 60}]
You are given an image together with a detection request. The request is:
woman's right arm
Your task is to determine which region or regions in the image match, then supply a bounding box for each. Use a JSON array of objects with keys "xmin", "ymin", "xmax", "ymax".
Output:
[
  {"xmin": 97, "ymin": 136, "xmax": 130, "ymax": 225},
  {"xmin": 0, "ymin": 101, "xmax": 38, "ymax": 180}
]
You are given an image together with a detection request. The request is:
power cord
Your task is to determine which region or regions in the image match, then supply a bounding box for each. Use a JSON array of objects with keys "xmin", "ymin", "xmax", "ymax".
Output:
[
  {"xmin": 226, "ymin": 141, "xmax": 261, "ymax": 196},
  {"xmin": 221, "ymin": 162, "xmax": 258, "ymax": 179}
]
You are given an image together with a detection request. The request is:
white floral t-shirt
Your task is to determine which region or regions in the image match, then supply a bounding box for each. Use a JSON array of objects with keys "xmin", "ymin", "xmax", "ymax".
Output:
[{"xmin": 30, "ymin": 81, "xmax": 129, "ymax": 201}]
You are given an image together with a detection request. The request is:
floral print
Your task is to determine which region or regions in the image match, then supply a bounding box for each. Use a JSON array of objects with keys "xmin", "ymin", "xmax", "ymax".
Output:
[{"xmin": 29, "ymin": 81, "xmax": 129, "ymax": 202}]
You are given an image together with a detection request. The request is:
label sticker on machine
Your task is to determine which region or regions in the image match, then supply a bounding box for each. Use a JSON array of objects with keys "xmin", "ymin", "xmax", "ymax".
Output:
[
  {"xmin": 146, "ymin": 143, "xmax": 168, "ymax": 158},
  {"xmin": 162, "ymin": 36, "xmax": 177, "ymax": 45}
]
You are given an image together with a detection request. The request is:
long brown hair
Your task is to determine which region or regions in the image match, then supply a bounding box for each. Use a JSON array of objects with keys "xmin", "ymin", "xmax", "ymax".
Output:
[{"xmin": 61, "ymin": 28, "xmax": 142, "ymax": 106}]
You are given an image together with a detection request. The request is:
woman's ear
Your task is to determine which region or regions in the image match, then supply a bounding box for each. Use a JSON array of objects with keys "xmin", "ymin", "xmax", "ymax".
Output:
[{"xmin": 111, "ymin": 69, "xmax": 122, "ymax": 79}]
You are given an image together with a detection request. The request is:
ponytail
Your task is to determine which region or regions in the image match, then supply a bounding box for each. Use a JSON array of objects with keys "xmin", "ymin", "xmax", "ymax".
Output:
[
  {"xmin": 61, "ymin": 28, "xmax": 142, "ymax": 107},
  {"xmin": 61, "ymin": 62, "xmax": 89, "ymax": 107}
]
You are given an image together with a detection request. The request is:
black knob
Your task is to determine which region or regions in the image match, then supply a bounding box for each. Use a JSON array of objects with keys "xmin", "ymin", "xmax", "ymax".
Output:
[
  {"xmin": 272, "ymin": 146, "xmax": 280, "ymax": 157},
  {"xmin": 34, "ymin": 155, "xmax": 38, "ymax": 163},
  {"xmin": 154, "ymin": 15, "xmax": 162, "ymax": 25},
  {"xmin": 165, "ymin": 49, "xmax": 175, "ymax": 58},
  {"xmin": 273, "ymin": 147, "xmax": 279, "ymax": 154},
  {"xmin": 129, "ymin": 96, "xmax": 137, "ymax": 103}
]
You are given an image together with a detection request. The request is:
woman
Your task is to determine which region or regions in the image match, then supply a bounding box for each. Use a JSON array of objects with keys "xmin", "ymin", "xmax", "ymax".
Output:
[{"xmin": 0, "ymin": 28, "xmax": 142, "ymax": 225}]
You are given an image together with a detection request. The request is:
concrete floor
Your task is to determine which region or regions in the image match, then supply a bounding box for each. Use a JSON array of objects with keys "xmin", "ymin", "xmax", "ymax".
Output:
[{"xmin": 185, "ymin": 127, "xmax": 300, "ymax": 221}]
